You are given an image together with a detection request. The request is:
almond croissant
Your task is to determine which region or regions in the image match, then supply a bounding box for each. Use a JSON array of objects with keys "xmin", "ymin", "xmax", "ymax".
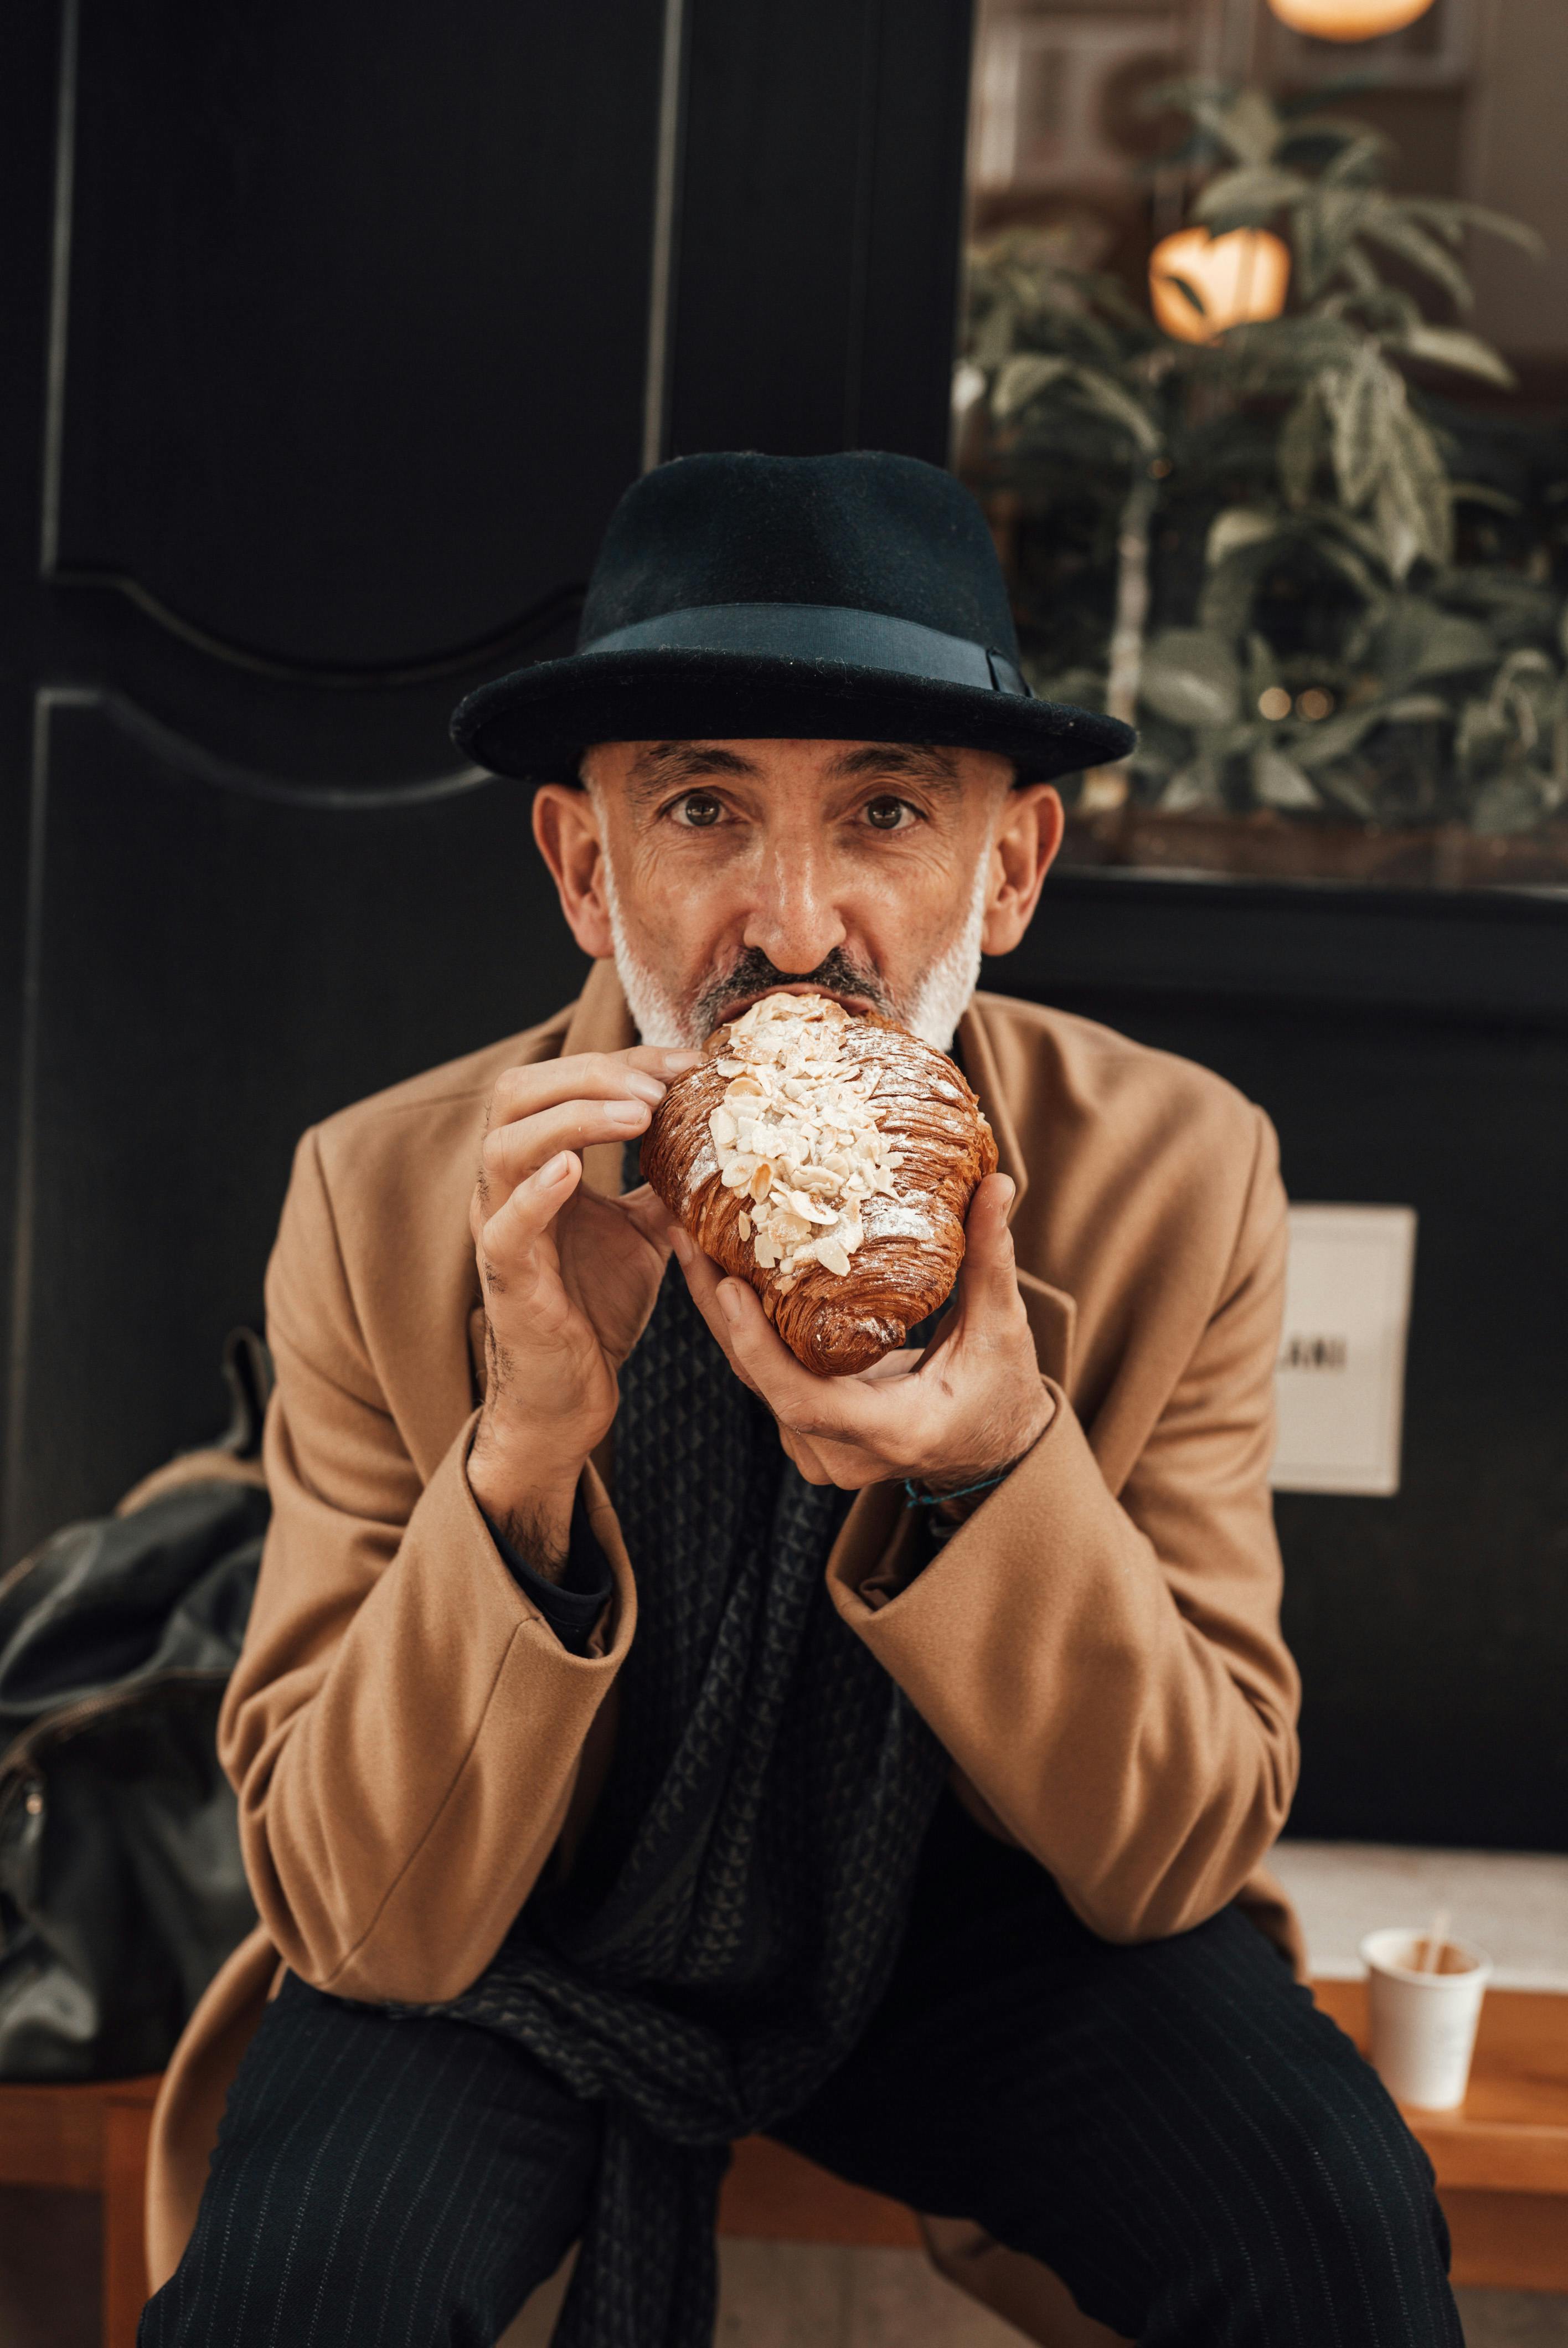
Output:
[{"xmin": 641, "ymin": 991, "xmax": 997, "ymax": 1376}]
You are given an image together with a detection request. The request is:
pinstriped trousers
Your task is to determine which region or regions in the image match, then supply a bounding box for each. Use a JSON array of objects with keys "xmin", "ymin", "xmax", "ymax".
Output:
[{"xmin": 140, "ymin": 1796, "xmax": 1461, "ymax": 2347}]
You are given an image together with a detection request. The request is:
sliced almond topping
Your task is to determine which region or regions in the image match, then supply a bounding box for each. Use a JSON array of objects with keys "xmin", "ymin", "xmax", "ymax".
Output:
[{"xmin": 706, "ymin": 991, "xmax": 902, "ymax": 1284}]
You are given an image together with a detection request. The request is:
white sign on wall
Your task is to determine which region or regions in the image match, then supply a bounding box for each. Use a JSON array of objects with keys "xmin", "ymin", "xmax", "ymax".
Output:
[{"xmin": 1271, "ymin": 1205, "xmax": 1419, "ymax": 1498}]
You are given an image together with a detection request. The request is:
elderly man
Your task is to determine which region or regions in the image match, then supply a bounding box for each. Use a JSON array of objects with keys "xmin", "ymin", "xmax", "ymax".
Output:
[{"xmin": 141, "ymin": 454, "xmax": 1458, "ymax": 2348}]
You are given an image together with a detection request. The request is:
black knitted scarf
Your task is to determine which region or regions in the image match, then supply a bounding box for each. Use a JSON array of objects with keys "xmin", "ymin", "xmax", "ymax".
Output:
[{"xmin": 425, "ymin": 1263, "xmax": 947, "ymax": 2347}]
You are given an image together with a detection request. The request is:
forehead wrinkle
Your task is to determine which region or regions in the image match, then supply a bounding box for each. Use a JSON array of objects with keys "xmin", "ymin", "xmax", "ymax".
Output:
[{"xmin": 823, "ymin": 743, "xmax": 964, "ymax": 792}]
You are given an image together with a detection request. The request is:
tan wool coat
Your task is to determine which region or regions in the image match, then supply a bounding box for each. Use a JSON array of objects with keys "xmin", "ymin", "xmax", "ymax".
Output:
[{"xmin": 145, "ymin": 959, "xmax": 1304, "ymax": 2298}]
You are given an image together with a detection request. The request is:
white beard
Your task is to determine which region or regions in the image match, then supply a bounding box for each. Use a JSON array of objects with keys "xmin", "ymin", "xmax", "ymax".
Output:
[
  {"xmin": 901, "ymin": 851, "xmax": 990, "ymax": 1051},
  {"xmin": 599, "ymin": 851, "xmax": 705, "ymax": 1049},
  {"xmin": 597, "ymin": 835, "xmax": 992, "ymax": 1054}
]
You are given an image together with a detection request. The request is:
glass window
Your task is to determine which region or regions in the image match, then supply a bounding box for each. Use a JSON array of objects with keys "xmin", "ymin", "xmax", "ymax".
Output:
[{"xmin": 958, "ymin": 0, "xmax": 1568, "ymax": 890}]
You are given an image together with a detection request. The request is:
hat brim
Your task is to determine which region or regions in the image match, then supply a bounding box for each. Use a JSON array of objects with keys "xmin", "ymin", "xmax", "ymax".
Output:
[{"xmin": 451, "ymin": 647, "xmax": 1133, "ymax": 786}]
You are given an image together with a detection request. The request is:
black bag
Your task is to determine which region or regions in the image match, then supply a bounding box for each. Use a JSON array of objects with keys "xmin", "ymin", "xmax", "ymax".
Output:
[{"xmin": 0, "ymin": 1333, "xmax": 274, "ymax": 2080}]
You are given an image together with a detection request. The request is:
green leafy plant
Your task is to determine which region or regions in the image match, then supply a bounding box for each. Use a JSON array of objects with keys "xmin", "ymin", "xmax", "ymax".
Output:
[{"xmin": 959, "ymin": 80, "xmax": 1566, "ymax": 845}]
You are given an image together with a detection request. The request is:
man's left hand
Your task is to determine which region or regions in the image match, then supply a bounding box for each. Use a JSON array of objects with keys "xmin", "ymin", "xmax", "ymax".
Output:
[{"xmin": 662, "ymin": 1172, "xmax": 1054, "ymax": 1493}]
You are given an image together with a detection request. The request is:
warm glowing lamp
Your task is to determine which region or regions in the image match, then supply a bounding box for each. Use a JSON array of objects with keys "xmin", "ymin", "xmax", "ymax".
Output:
[
  {"xmin": 1266, "ymin": 0, "xmax": 1435, "ymax": 38},
  {"xmin": 1149, "ymin": 228, "xmax": 1290, "ymax": 344}
]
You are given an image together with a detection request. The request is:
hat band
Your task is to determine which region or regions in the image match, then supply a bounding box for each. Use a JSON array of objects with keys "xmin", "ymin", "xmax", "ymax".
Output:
[{"xmin": 581, "ymin": 603, "xmax": 1030, "ymax": 698}]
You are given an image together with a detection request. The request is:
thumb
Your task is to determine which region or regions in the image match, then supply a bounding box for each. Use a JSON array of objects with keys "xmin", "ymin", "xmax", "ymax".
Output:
[{"xmin": 955, "ymin": 1172, "xmax": 1022, "ymax": 1324}]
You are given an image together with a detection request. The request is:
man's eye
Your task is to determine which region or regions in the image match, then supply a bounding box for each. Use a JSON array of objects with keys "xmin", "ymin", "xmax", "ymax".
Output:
[
  {"xmin": 675, "ymin": 792, "xmax": 724, "ymax": 828},
  {"xmin": 864, "ymin": 796, "xmax": 914, "ymax": 831}
]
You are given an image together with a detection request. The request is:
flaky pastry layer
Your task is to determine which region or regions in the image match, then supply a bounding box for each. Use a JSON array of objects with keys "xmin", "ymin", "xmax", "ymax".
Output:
[{"xmin": 641, "ymin": 991, "xmax": 997, "ymax": 1375}]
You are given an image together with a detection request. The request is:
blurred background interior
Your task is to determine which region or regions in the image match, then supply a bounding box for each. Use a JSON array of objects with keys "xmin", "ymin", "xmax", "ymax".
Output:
[{"xmin": 0, "ymin": 1, "xmax": 1564, "ymax": 2342}]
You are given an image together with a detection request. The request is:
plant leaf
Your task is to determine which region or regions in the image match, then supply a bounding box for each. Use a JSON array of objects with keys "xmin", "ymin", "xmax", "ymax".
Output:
[
  {"xmin": 1450, "ymin": 481, "xmax": 1522, "ymax": 514},
  {"xmin": 1471, "ymin": 774, "xmax": 1549, "ymax": 833},
  {"xmin": 1292, "ymin": 186, "xmax": 1372, "ymax": 301},
  {"xmin": 1321, "ymin": 132, "xmax": 1391, "ymax": 189},
  {"xmin": 1325, "ymin": 345, "xmax": 1390, "ymax": 511},
  {"xmin": 1290, "ymin": 702, "xmax": 1391, "ymax": 770},
  {"xmin": 1401, "ymin": 199, "xmax": 1547, "ymax": 260},
  {"xmin": 1373, "ymin": 478, "xmax": 1421, "ymax": 581},
  {"xmin": 1163, "ymin": 272, "xmax": 1209, "ymax": 321},
  {"xmin": 1193, "ymin": 166, "xmax": 1309, "ymax": 229},
  {"xmin": 1063, "ymin": 368, "xmax": 1162, "ymax": 455},
  {"xmin": 1397, "ymin": 325, "xmax": 1517, "ymax": 389},
  {"xmin": 1140, "ymin": 629, "xmax": 1242, "ymax": 730},
  {"xmin": 1159, "ymin": 758, "xmax": 1226, "ymax": 812},
  {"xmin": 1381, "ymin": 693, "xmax": 1453, "ymax": 723},
  {"xmin": 1277, "ymin": 386, "xmax": 1323, "ymax": 509},
  {"xmin": 1206, "ymin": 507, "xmax": 1279, "ymax": 569},
  {"xmin": 1360, "ymin": 204, "xmax": 1474, "ymax": 313},
  {"xmin": 992, "ymin": 353, "xmax": 1072, "ymax": 419},
  {"xmin": 1224, "ymin": 89, "xmax": 1282, "ymax": 168},
  {"xmin": 1384, "ymin": 399, "xmax": 1454, "ymax": 568},
  {"xmin": 1252, "ymin": 748, "xmax": 1321, "ymax": 809}
]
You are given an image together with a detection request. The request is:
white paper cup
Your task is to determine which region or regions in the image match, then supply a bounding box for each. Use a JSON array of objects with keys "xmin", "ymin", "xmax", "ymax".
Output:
[{"xmin": 1359, "ymin": 1929, "xmax": 1492, "ymax": 2110}]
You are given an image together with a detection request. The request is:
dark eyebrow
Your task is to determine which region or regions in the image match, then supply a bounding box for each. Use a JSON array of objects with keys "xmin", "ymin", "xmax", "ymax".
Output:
[
  {"xmin": 823, "ymin": 743, "xmax": 964, "ymax": 791},
  {"xmin": 625, "ymin": 742, "xmax": 764, "ymax": 804}
]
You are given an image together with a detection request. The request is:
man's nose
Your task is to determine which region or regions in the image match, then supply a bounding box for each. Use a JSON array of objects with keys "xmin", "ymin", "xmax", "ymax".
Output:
[{"xmin": 741, "ymin": 842, "xmax": 848, "ymax": 974}]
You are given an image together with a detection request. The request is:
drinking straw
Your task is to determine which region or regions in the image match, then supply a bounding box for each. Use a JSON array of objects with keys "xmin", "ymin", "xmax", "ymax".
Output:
[{"xmin": 1419, "ymin": 1908, "xmax": 1451, "ymax": 1974}]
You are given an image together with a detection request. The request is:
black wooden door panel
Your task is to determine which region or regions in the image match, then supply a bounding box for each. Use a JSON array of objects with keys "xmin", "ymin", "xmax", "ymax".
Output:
[
  {"xmin": 4, "ymin": 689, "xmax": 586, "ymax": 1561},
  {"xmin": 0, "ymin": 0, "xmax": 983, "ymax": 1578},
  {"xmin": 670, "ymin": 0, "xmax": 973, "ymax": 461},
  {"xmin": 49, "ymin": 0, "xmax": 661, "ymax": 670}
]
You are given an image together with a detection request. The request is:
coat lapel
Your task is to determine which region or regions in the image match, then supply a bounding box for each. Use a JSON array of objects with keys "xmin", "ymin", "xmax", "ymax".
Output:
[
  {"xmin": 956, "ymin": 995, "xmax": 1028, "ymax": 1221},
  {"xmin": 957, "ymin": 994, "xmax": 1075, "ymax": 1389}
]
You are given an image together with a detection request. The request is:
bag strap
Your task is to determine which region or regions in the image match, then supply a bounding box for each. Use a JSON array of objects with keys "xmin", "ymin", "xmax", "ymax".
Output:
[{"xmin": 113, "ymin": 1327, "xmax": 275, "ymax": 1517}]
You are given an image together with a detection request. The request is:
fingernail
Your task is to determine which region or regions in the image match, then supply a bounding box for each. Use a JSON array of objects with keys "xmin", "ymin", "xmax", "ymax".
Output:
[
  {"xmin": 718, "ymin": 1281, "xmax": 742, "ymax": 1325},
  {"xmin": 663, "ymin": 1049, "xmax": 704, "ymax": 1069},
  {"xmin": 542, "ymin": 1151, "xmax": 573, "ymax": 1183},
  {"xmin": 625, "ymin": 1072, "xmax": 666, "ymax": 1104},
  {"xmin": 607, "ymin": 1097, "xmax": 650, "ymax": 1125}
]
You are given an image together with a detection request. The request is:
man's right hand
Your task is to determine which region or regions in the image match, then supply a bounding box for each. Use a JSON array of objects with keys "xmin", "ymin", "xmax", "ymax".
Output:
[{"xmin": 466, "ymin": 1046, "xmax": 700, "ymax": 1575}]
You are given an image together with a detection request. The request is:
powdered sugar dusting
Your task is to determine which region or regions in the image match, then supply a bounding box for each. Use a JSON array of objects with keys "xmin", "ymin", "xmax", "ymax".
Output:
[{"xmin": 863, "ymin": 1196, "xmax": 934, "ymax": 1242}]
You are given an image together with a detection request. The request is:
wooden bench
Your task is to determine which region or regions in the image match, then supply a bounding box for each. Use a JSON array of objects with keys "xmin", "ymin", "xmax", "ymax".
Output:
[
  {"xmin": 0, "ymin": 2073, "xmax": 159, "ymax": 2348},
  {"xmin": 719, "ymin": 1981, "xmax": 1568, "ymax": 2298},
  {"xmin": 2, "ymin": 1981, "xmax": 1563, "ymax": 2348}
]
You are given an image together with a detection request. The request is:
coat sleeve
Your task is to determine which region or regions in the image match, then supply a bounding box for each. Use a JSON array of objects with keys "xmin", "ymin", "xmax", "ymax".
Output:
[
  {"xmin": 827, "ymin": 1108, "xmax": 1298, "ymax": 1944},
  {"xmin": 218, "ymin": 1126, "xmax": 633, "ymax": 2004}
]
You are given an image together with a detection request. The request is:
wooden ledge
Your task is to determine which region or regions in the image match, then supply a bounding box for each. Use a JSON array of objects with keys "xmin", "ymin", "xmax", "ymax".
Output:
[
  {"xmin": 721, "ymin": 1981, "xmax": 1568, "ymax": 2293},
  {"xmin": 1311, "ymin": 1979, "xmax": 1568, "ymax": 2198}
]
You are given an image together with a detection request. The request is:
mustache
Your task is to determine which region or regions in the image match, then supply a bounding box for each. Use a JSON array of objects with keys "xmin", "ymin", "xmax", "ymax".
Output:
[{"xmin": 693, "ymin": 946, "xmax": 893, "ymax": 1036}]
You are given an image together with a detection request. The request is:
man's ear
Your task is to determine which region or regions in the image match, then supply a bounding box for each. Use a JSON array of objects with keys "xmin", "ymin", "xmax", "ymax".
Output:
[
  {"xmin": 533, "ymin": 782, "xmax": 615, "ymax": 959},
  {"xmin": 981, "ymin": 781, "xmax": 1064, "ymax": 957}
]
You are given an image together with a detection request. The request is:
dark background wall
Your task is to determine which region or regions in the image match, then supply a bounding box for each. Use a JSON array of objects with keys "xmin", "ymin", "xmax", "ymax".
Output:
[
  {"xmin": 992, "ymin": 879, "xmax": 1568, "ymax": 1852},
  {"xmin": 1, "ymin": 0, "xmax": 1563, "ymax": 1850}
]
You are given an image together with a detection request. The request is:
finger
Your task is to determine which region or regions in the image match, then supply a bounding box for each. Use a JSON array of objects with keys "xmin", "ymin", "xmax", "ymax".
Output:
[
  {"xmin": 488, "ymin": 1048, "xmax": 699, "ymax": 1131},
  {"xmin": 663, "ymin": 1232, "xmax": 768, "ymax": 1396},
  {"xmin": 482, "ymin": 1096, "xmax": 659, "ymax": 1194},
  {"xmin": 715, "ymin": 1278, "xmax": 897, "ymax": 1446},
  {"xmin": 478, "ymin": 1149, "xmax": 582, "ymax": 1285},
  {"xmin": 625, "ymin": 1045, "xmax": 705, "ymax": 1078}
]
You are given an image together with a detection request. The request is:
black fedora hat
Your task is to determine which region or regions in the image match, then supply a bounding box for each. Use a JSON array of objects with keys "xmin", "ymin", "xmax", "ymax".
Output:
[{"xmin": 451, "ymin": 450, "xmax": 1133, "ymax": 784}]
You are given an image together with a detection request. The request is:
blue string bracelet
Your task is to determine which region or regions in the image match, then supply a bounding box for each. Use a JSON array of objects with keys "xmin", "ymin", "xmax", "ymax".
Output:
[{"xmin": 902, "ymin": 1469, "xmax": 1008, "ymax": 1510}]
